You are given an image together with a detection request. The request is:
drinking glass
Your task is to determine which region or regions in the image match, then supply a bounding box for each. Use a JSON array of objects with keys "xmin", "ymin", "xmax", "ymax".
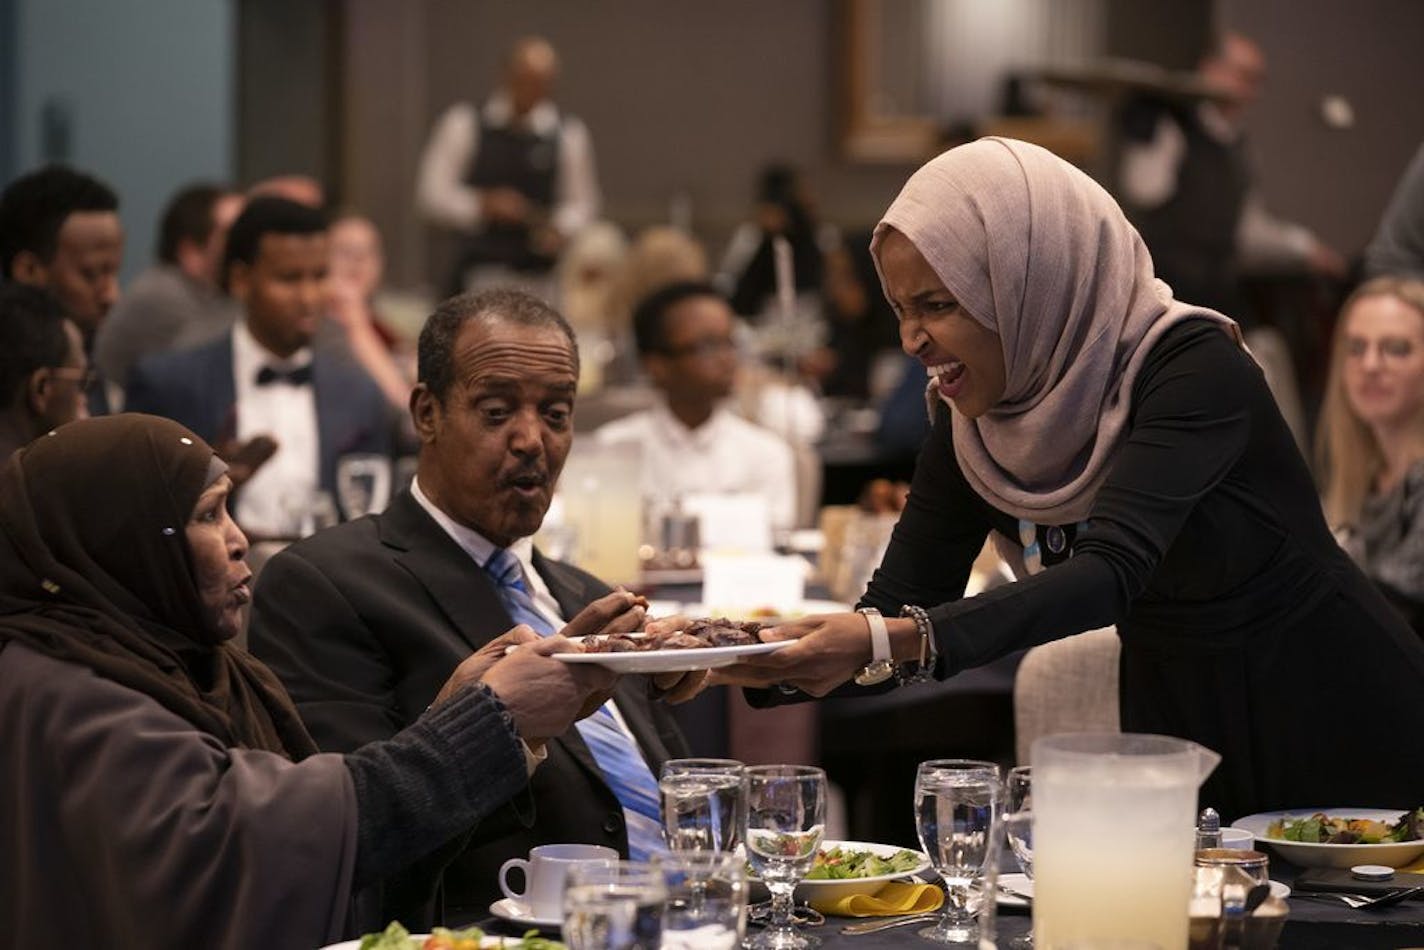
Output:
[
  {"xmin": 1003, "ymin": 765, "xmax": 1034, "ymax": 949},
  {"xmin": 335, "ymin": 453, "xmax": 392, "ymax": 520},
  {"xmin": 660, "ymin": 758, "xmax": 747, "ymax": 853},
  {"xmin": 743, "ymin": 764, "xmax": 826, "ymax": 950},
  {"xmin": 915, "ymin": 758, "xmax": 1002, "ymax": 944},
  {"xmin": 563, "ymin": 860, "xmax": 667, "ymax": 950},
  {"xmin": 655, "ymin": 851, "xmax": 748, "ymax": 950}
]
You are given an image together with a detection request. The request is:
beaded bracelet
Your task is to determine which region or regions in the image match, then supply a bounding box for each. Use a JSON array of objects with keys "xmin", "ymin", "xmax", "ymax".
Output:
[{"xmin": 897, "ymin": 604, "xmax": 938, "ymax": 685}]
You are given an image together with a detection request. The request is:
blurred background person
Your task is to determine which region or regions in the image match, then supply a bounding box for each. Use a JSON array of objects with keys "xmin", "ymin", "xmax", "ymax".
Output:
[
  {"xmin": 1316, "ymin": 276, "xmax": 1424, "ymax": 633},
  {"xmin": 557, "ymin": 220, "xmax": 628, "ymax": 392},
  {"xmin": 1365, "ymin": 142, "xmax": 1424, "ymax": 281},
  {"xmin": 0, "ymin": 285, "xmax": 90, "ymax": 459},
  {"xmin": 717, "ymin": 163, "xmax": 828, "ymax": 323},
  {"xmin": 594, "ymin": 281, "xmax": 798, "ymax": 533},
  {"xmin": 0, "ymin": 165, "xmax": 123, "ymax": 416},
  {"xmin": 600, "ymin": 225, "xmax": 712, "ymax": 388},
  {"xmin": 248, "ymin": 174, "xmax": 326, "ymax": 209},
  {"xmin": 800, "ymin": 229, "xmax": 901, "ymax": 401},
  {"xmin": 326, "ymin": 211, "xmax": 414, "ymax": 412},
  {"xmin": 1119, "ymin": 31, "xmax": 1346, "ymax": 316},
  {"xmin": 1118, "ymin": 31, "xmax": 1347, "ymax": 444},
  {"xmin": 417, "ymin": 35, "xmax": 599, "ymax": 301},
  {"xmin": 95, "ymin": 182, "xmax": 244, "ymax": 402},
  {"xmin": 126, "ymin": 197, "xmax": 392, "ymax": 538}
]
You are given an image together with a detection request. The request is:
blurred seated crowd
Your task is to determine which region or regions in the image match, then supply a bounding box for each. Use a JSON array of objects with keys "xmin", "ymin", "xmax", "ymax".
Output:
[{"xmin": 2, "ymin": 32, "xmax": 1424, "ymax": 634}]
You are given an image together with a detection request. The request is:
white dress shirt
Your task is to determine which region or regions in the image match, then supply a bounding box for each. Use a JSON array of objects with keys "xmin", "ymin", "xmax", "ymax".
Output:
[
  {"xmin": 231, "ymin": 322, "xmax": 320, "ymax": 537},
  {"xmin": 407, "ymin": 477, "xmax": 642, "ymax": 756},
  {"xmin": 415, "ymin": 92, "xmax": 600, "ymax": 239},
  {"xmin": 593, "ymin": 403, "xmax": 798, "ymax": 531}
]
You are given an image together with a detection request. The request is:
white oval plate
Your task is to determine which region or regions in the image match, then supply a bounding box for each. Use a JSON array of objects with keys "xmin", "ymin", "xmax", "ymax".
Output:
[
  {"xmin": 995, "ymin": 874, "xmax": 1289, "ymax": 908},
  {"xmin": 555, "ymin": 638, "xmax": 792, "ymax": 674},
  {"xmin": 321, "ymin": 935, "xmax": 512, "ymax": 950},
  {"xmin": 750, "ymin": 839, "xmax": 932, "ymax": 902},
  {"xmin": 1232, "ymin": 808, "xmax": 1424, "ymax": 869}
]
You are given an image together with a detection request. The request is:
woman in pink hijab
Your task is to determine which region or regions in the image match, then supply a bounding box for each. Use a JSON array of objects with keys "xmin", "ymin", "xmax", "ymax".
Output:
[{"xmin": 721, "ymin": 138, "xmax": 1424, "ymax": 820}]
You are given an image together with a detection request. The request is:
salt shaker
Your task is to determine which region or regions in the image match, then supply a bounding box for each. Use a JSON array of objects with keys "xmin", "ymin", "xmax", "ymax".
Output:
[{"xmin": 1197, "ymin": 807, "xmax": 1223, "ymax": 850}]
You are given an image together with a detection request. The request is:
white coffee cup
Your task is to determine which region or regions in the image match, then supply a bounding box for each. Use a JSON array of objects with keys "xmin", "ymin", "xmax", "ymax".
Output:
[
  {"xmin": 499, "ymin": 843, "xmax": 619, "ymax": 918},
  {"xmin": 1220, "ymin": 828, "xmax": 1256, "ymax": 850}
]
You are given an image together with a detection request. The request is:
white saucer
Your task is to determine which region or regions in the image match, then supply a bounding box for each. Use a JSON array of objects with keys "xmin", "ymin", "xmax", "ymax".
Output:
[
  {"xmin": 992, "ymin": 874, "xmax": 1290, "ymax": 908},
  {"xmin": 489, "ymin": 896, "xmax": 562, "ymax": 929}
]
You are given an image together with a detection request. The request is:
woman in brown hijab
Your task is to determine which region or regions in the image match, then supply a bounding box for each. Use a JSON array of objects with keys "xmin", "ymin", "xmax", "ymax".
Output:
[
  {"xmin": 0, "ymin": 414, "xmax": 625, "ymax": 949},
  {"xmin": 720, "ymin": 138, "xmax": 1424, "ymax": 822}
]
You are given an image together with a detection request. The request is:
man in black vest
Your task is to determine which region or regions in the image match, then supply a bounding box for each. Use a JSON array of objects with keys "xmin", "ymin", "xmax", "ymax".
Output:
[
  {"xmin": 1118, "ymin": 31, "xmax": 1344, "ymax": 317},
  {"xmin": 417, "ymin": 36, "xmax": 600, "ymax": 299}
]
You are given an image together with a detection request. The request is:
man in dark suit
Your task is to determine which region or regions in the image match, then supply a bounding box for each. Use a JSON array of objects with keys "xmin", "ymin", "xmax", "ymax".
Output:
[
  {"xmin": 126, "ymin": 197, "xmax": 391, "ymax": 535},
  {"xmin": 0, "ymin": 164, "xmax": 123, "ymax": 416},
  {"xmin": 248, "ymin": 288, "xmax": 689, "ymax": 925}
]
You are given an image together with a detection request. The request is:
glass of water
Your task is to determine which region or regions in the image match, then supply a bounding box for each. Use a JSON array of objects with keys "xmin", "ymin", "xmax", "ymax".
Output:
[
  {"xmin": 335, "ymin": 453, "xmax": 392, "ymax": 520},
  {"xmin": 1003, "ymin": 765, "xmax": 1034, "ymax": 949},
  {"xmin": 915, "ymin": 758, "xmax": 1002, "ymax": 944},
  {"xmin": 660, "ymin": 758, "xmax": 746, "ymax": 853},
  {"xmin": 655, "ymin": 851, "xmax": 748, "ymax": 950},
  {"xmin": 743, "ymin": 764, "xmax": 826, "ymax": 950},
  {"xmin": 563, "ymin": 860, "xmax": 667, "ymax": 950}
]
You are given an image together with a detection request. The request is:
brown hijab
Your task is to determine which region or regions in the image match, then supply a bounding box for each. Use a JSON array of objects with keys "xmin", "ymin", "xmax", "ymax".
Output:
[
  {"xmin": 0, "ymin": 413, "xmax": 315, "ymax": 757},
  {"xmin": 871, "ymin": 137, "xmax": 1244, "ymax": 525}
]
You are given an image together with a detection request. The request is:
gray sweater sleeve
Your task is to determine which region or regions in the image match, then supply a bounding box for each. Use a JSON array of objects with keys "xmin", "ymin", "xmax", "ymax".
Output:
[{"xmin": 343, "ymin": 683, "xmax": 527, "ymax": 887}]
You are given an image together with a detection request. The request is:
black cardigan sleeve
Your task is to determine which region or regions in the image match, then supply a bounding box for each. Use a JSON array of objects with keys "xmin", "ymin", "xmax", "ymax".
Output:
[{"xmin": 861, "ymin": 322, "xmax": 1254, "ymax": 675}]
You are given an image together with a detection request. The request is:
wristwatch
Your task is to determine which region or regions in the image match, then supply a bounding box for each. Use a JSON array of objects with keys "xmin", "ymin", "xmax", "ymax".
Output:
[{"xmin": 854, "ymin": 607, "xmax": 895, "ymax": 686}]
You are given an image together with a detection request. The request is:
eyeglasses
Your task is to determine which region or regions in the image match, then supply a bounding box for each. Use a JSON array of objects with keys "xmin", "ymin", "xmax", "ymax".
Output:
[
  {"xmin": 660, "ymin": 338, "xmax": 736, "ymax": 360},
  {"xmin": 49, "ymin": 367, "xmax": 99, "ymax": 391}
]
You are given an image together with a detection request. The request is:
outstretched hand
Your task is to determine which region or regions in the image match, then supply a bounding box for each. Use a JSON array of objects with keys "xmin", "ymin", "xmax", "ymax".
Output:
[{"xmin": 709, "ymin": 611, "xmax": 874, "ymax": 697}]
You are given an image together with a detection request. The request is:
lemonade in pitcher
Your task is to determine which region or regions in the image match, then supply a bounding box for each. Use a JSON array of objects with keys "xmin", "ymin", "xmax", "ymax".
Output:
[{"xmin": 1031, "ymin": 733, "xmax": 1219, "ymax": 950}]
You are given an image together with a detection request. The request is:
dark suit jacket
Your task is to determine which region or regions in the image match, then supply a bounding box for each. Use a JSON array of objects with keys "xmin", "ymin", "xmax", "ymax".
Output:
[
  {"xmin": 248, "ymin": 491, "xmax": 690, "ymax": 919},
  {"xmin": 124, "ymin": 331, "xmax": 392, "ymax": 494}
]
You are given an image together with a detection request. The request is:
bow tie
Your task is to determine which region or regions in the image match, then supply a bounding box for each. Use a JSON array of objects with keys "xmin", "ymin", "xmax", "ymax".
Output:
[{"xmin": 255, "ymin": 364, "xmax": 313, "ymax": 387}]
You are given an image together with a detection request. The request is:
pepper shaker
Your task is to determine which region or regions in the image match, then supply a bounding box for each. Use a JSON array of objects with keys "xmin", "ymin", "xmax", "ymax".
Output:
[{"xmin": 1197, "ymin": 807, "xmax": 1222, "ymax": 850}]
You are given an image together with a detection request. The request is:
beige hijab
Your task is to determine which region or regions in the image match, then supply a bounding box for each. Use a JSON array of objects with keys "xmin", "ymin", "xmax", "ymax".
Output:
[{"xmin": 871, "ymin": 137, "xmax": 1244, "ymax": 525}]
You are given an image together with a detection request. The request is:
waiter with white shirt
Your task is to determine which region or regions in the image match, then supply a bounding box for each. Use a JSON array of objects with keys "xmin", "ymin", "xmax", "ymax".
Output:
[
  {"xmin": 416, "ymin": 36, "xmax": 600, "ymax": 300},
  {"xmin": 126, "ymin": 197, "xmax": 392, "ymax": 536}
]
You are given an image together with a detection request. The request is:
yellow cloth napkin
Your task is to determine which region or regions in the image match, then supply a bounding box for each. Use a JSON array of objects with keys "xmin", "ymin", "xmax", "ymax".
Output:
[
  {"xmin": 809, "ymin": 882, "xmax": 944, "ymax": 917},
  {"xmin": 1400, "ymin": 856, "xmax": 1424, "ymax": 874}
]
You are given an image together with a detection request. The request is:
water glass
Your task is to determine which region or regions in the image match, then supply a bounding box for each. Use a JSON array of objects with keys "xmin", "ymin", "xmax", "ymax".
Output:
[
  {"xmin": 743, "ymin": 764, "xmax": 827, "ymax": 950},
  {"xmin": 335, "ymin": 452, "xmax": 392, "ymax": 520},
  {"xmin": 1003, "ymin": 765, "xmax": 1034, "ymax": 949},
  {"xmin": 563, "ymin": 861, "xmax": 667, "ymax": 950},
  {"xmin": 915, "ymin": 758, "xmax": 1002, "ymax": 944},
  {"xmin": 660, "ymin": 758, "xmax": 746, "ymax": 853},
  {"xmin": 655, "ymin": 851, "xmax": 748, "ymax": 950}
]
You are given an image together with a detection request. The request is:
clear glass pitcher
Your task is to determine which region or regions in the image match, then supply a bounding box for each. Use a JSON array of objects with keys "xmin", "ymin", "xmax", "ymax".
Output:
[{"xmin": 1031, "ymin": 733, "xmax": 1221, "ymax": 950}]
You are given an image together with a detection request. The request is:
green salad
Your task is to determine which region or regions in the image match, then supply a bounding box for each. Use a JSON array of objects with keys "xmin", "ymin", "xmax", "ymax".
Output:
[
  {"xmin": 803, "ymin": 846, "xmax": 924, "ymax": 880},
  {"xmin": 358, "ymin": 921, "xmax": 565, "ymax": 950},
  {"xmin": 1266, "ymin": 807, "xmax": 1424, "ymax": 845}
]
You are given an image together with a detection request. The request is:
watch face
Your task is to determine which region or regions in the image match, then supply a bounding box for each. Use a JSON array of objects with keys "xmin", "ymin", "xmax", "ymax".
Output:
[{"xmin": 854, "ymin": 660, "xmax": 895, "ymax": 686}]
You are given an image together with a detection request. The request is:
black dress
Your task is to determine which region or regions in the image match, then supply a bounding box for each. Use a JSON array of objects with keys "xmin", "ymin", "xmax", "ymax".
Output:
[{"xmin": 858, "ymin": 319, "xmax": 1424, "ymax": 821}]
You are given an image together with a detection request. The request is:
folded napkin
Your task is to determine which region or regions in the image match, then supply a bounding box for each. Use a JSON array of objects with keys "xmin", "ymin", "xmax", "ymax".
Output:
[
  {"xmin": 1403, "ymin": 857, "xmax": 1424, "ymax": 874},
  {"xmin": 809, "ymin": 882, "xmax": 944, "ymax": 917}
]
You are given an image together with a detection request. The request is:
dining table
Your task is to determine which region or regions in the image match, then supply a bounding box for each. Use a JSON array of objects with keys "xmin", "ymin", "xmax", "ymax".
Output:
[{"xmin": 468, "ymin": 854, "xmax": 1424, "ymax": 950}]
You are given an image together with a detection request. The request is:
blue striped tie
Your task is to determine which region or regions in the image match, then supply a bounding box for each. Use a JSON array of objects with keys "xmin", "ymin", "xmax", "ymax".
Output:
[{"xmin": 483, "ymin": 548, "xmax": 666, "ymax": 860}]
